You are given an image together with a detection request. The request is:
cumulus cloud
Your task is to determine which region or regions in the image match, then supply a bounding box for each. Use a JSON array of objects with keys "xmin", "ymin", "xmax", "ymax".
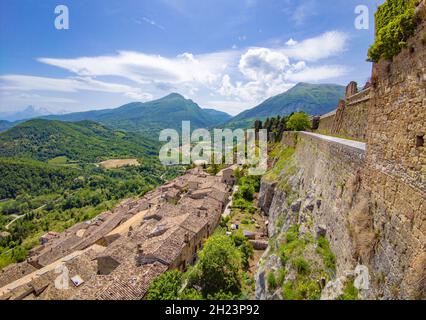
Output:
[
  {"xmin": 282, "ymin": 31, "xmax": 348, "ymax": 61},
  {"xmin": 285, "ymin": 38, "xmax": 298, "ymax": 46},
  {"xmin": 218, "ymin": 33, "xmax": 347, "ymax": 106},
  {"xmin": 239, "ymin": 48, "xmax": 290, "ymax": 81}
]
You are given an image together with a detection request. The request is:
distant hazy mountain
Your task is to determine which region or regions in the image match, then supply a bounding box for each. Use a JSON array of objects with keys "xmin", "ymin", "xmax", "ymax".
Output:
[
  {"xmin": 0, "ymin": 119, "xmax": 158, "ymax": 162},
  {"xmin": 202, "ymin": 108, "xmax": 232, "ymax": 124},
  {"xmin": 44, "ymin": 93, "xmax": 231, "ymax": 136},
  {"xmin": 225, "ymin": 83, "xmax": 345, "ymax": 128},
  {"xmin": 0, "ymin": 120, "xmax": 13, "ymax": 133},
  {"xmin": 0, "ymin": 105, "xmax": 52, "ymax": 122}
]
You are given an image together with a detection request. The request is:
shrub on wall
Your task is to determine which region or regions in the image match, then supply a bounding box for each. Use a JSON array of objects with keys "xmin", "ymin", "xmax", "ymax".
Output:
[{"xmin": 368, "ymin": 0, "xmax": 420, "ymax": 62}]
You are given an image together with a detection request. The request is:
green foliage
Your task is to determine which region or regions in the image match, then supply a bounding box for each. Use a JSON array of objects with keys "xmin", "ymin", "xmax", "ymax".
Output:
[
  {"xmin": 264, "ymin": 145, "xmax": 295, "ymax": 181},
  {"xmin": 279, "ymin": 225, "xmax": 305, "ymax": 265},
  {"xmin": 206, "ymin": 291, "xmax": 241, "ymax": 300},
  {"xmin": 0, "ymin": 117, "xmax": 187, "ymax": 269},
  {"xmin": 0, "ymin": 158, "xmax": 78, "ymax": 199},
  {"xmin": 0, "ymin": 119, "xmax": 159, "ymax": 163},
  {"xmin": 46, "ymin": 93, "xmax": 230, "ymax": 137},
  {"xmin": 286, "ymin": 112, "xmax": 312, "ymax": 131},
  {"xmin": 188, "ymin": 233, "xmax": 242, "ymax": 297},
  {"xmin": 277, "ymin": 269, "xmax": 287, "ymax": 286},
  {"xmin": 178, "ymin": 288, "xmax": 203, "ymax": 300},
  {"xmin": 220, "ymin": 215, "xmax": 231, "ymax": 228},
  {"xmin": 231, "ymin": 231, "xmax": 254, "ymax": 269},
  {"xmin": 282, "ymin": 279, "xmax": 321, "ymax": 300},
  {"xmin": 338, "ymin": 280, "xmax": 359, "ymax": 300},
  {"xmin": 291, "ymin": 257, "xmax": 310, "ymax": 275},
  {"xmin": 267, "ymin": 272, "xmax": 277, "ymax": 291},
  {"xmin": 146, "ymin": 232, "xmax": 250, "ymax": 300},
  {"xmin": 232, "ymin": 174, "xmax": 260, "ymax": 214},
  {"xmin": 147, "ymin": 270, "xmax": 183, "ymax": 300},
  {"xmin": 368, "ymin": 0, "xmax": 419, "ymax": 62},
  {"xmin": 316, "ymin": 236, "xmax": 336, "ymax": 273}
]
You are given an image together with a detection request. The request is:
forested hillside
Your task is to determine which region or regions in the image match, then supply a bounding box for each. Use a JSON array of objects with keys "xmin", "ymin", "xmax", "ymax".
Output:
[
  {"xmin": 0, "ymin": 119, "xmax": 157, "ymax": 162},
  {"xmin": 0, "ymin": 119, "xmax": 184, "ymax": 269}
]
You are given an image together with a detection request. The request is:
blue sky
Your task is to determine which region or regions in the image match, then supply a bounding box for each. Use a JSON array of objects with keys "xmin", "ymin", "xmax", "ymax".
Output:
[{"xmin": 0, "ymin": 0, "xmax": 384, "ymax": 116}]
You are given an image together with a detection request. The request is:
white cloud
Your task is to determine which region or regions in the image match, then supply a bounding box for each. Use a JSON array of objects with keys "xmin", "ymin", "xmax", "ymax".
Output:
[
  {"xmin": 217, "ymin": 32, "xmax": 348, "ymax": 108},
  {"xmin": 285, "ymin": 38, "xmax": 298, "ymax": 46},
  {"xmin": 38, "ymin": 50, "xmax": 236, "ymax": 87},
  {"xmin": 239, "ymin": 48, "xmax": 290, "ymax": 81},
  {"xmin": 141, "ymin": 17, "xmax": 165, "ymax": 30},
  {"xmin": 285, "ymin": 65, "xmax": 347, "ymax": 82},
  {"xmin": 282, "ymin": 31, "xmax": 348, "ymax": 61},
  {"xmin": 0, "ymin": 75, "xmax": 153, "ymax": 101},
  {"xmin": 0, "ymin": 31, "xmax": 349, "ymax": 114},
  {"xmin": 0, "ymin": 92, "xmax": 77, "ymax": 105}
]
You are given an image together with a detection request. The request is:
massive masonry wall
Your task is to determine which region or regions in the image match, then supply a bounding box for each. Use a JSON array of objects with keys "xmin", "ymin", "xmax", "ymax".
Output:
[
  {"xmin": 291, "ymin": 133, "xmax": 366, "ymax": 274},
  {"xmin": 363, "ymin": 11, "xmax": 426, "ymax": 299},
  {"xmin": 276, "ymin": 124, "xmax": 424, "ymax": 299},
  {"xmin": 316, "ymin": 84, "xmax": 370, "ymax": 141},
  {"xmin": 337, "ymin": 88, "xmax": 370, "ymax": 141}
]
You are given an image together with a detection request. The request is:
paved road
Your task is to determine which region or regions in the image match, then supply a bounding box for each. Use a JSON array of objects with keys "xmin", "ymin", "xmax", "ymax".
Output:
[{"xmin": 302, "ymin": 132, "xmax": 366, "ymax": 151}]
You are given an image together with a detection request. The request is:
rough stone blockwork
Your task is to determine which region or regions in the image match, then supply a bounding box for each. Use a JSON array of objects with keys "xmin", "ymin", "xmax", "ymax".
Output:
[
  {"xmin": 317, "ymin": 82, "xmax": 370, "ymax": 141},
  {"xmin": 364, "ymin": 10, "xmax": 426, "ymax": 299}
]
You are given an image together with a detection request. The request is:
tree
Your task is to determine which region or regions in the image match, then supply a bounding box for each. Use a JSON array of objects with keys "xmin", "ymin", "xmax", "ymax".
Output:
[
  {"xmin": 286, "ymin": 112, "xmax": 312, "ymax": 131},
  {"xmin": 231, "ymin": 231, "xmax": 254, "ymax": 269},
  {"xmin": 188, "ymin": 233, "xmax": 242, "ymax": 297},
  {"xmin": 146, "ymin": 270, "xmax": 183, "ymax": 300}
]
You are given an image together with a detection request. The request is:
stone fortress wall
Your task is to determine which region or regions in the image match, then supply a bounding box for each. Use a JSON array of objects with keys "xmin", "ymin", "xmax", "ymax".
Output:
[
  {"xmin": 362, "ymin": 7, "xmax": 426, "ymax": 299},
  {"xmin": 316, "ymin": 81, "xmax": 371, "ymax": 141},
  {"xmin": 261, "ymin": 5, "xmax": 425, "ymax": 299}
]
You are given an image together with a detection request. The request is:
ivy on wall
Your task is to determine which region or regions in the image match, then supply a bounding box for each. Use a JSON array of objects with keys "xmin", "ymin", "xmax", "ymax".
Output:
[{"xmin": 368, "ymin": 0, "xmax": 420, "ymax": 62}]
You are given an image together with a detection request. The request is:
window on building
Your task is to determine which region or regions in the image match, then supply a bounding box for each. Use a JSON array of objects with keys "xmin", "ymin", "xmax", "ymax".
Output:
[{"xmin": 416, "ymin": 135, "xmax": 424, "ymax": 148}]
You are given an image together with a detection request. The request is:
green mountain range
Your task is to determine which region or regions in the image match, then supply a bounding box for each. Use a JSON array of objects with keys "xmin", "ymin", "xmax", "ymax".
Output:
[
  {"xmin": 224, "ymin": 83, "xmax": 345, "ymax": 129},
  {"xmin": 0, "ymin": 119, "xmax": 158, "ymax": 163},
  {"xmin": 44, "ymin": 93, "xmax": 231, "ymax": 136},
  {"xmin": 0, "ymin": 120, "xmax": 13, "ymax": 133}
]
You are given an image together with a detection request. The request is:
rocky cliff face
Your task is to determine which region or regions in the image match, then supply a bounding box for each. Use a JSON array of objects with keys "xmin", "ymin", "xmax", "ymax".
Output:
[{"xmin": 255, "ymin": 134, "xmax": 377, "ymax": 300}]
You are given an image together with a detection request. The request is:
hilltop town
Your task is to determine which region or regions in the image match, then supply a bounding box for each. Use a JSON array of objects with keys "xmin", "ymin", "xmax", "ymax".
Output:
[{"xmin": 0, "ymin": 167, "xmax": 239, "ymax": 300}]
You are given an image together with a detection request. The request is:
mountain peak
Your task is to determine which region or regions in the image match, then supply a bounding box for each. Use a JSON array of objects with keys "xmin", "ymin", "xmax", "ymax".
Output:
[{"xmin": 162, "ymin": 93, "xmax": 186, "ymax": 100}]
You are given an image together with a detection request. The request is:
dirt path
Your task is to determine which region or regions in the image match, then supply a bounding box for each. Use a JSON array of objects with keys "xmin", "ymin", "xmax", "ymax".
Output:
[{"xmin": 222, "ymin": 185, "xmax": 239, "ymax": 217}]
